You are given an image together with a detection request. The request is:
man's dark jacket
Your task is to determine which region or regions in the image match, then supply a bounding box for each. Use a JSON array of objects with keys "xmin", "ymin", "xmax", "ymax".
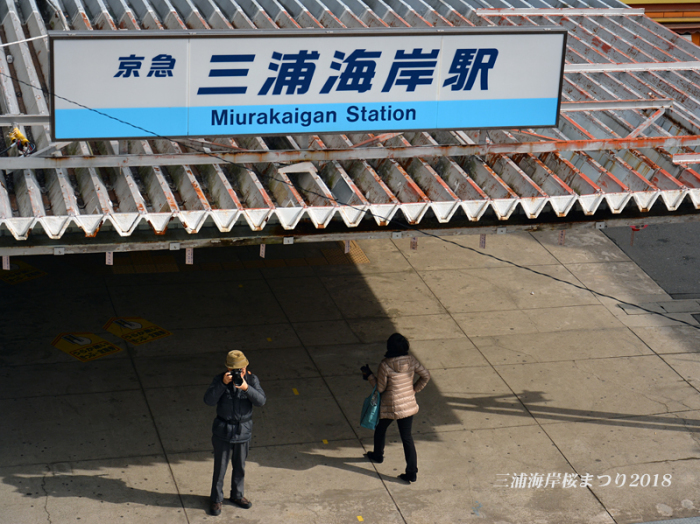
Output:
[{"xmin": 204, "ymin": 371, "xmax": 266, "ymax": 443}]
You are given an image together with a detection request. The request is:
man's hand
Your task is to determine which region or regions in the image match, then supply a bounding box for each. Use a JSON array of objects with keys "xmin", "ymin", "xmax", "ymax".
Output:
[
  {"xmin": 222, "ymin": 371, "xmax": 233, "ymax": 385},
  {"xmin": 234, "ymin": 374, "xmax": 249, "ymax": 392}
]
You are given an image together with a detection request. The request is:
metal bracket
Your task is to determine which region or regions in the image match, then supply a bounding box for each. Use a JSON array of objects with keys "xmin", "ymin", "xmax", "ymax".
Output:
[
  {"xmin": 627, "ymin": 108, "xmax": 666, "ymax": 138},
  {"xmin": 278, "ymin": 162, "xmax": 317, "ymax": 174},
  {"xmin": 32, "ymin": 141, "xmax": 72, "ymax": 158}
]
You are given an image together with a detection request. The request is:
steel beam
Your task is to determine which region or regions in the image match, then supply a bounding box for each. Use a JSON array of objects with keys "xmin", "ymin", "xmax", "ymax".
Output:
[
  {"xmin": 672, "ymin": 153, "xmax": 700, "ymax": 164},
  {"xmin": 475, "ymin": 8, "xmax": 645, "ymax": 16},
  {"xmin": 565, "ymin": 61, "xmax": 700, "ymax": 73},
  {"xmin": 560, "ymin": 99, "xmax": 673, "ymax": 112},
  {"xmin": 0, "ymin": 115, "xmax": 51, "ymax": 125},
  {"xmin": 3, "ymin": 134, "xmax": 700, "ymax": 168}
]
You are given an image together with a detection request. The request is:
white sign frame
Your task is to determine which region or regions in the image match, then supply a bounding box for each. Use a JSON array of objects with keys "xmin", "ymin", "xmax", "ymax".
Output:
[{"xmin": 50, "ymin": 28, "xmax": 567, "ymax": 140}]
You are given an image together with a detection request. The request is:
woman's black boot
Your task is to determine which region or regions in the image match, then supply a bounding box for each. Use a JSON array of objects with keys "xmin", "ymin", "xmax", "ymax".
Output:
[{"xmin": 365, "ymin": 451, "xmax": 384, "ymax": 463}]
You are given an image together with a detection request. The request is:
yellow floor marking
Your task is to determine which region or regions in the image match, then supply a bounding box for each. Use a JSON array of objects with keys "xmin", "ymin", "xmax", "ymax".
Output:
[
  {"xmin": 104, "ymin": 317, "xmax": 171, "ymax": 345},
  {"xmin": 104, "ymin": 243, "xmax": 369, "ymax": 276},
  {"xmin": 110, "ymin": 253, "xmax": 179, "ymax": 274},
  {"xmin": 347, "ymin": 241, "xmax": 370, "ymax": 264},
  {"xmin": 292, "ymin": 388, "xmax": 299, "ymax": 395},
  {"xmin": 0, "ymin": 260, "xmax": 46, "ymax": 284},
  {"xmin": 322, "ymin": 439, "xmax": 328, "ymax": 444},
  {"xmin": 321, "ymin": 247, "xmax": 349, "ymax": 265},
  {"xmin": 357, "ymin": 517, "xmax": 364, "ymax": 522},
  {"xmin": 52, "ymin": 333, "xmax": 122, "ymax": 362}
]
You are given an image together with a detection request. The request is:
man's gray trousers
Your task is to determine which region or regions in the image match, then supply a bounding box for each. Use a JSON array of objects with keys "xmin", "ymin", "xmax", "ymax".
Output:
[{"xmin": 210, "ymin": 436, "xmax": 250, "ymax": 503}]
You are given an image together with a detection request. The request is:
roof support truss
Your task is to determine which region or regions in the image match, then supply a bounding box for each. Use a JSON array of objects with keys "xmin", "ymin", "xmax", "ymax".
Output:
[
  {"xmin": 565, "ymin": 61, "xmax": 700, "ymax": 73},
  {"xmin": 4, "ymin": 134, "xmax": 700, "ymax": 169},
  {"xmin": 560, "ymin": 98, "xmax": 673, "ymax": 111}
]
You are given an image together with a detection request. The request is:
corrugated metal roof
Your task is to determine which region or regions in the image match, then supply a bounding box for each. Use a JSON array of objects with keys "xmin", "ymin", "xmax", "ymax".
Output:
[{"xmin": 2, "ymin": 0, "xmax": 700, "ymax": 244}]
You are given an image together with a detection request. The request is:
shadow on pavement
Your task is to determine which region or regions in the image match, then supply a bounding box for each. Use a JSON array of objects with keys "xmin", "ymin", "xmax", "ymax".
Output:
[
  {"xmin": 445, "ymin": 390, "xmax": 700, "ymax": 432},
  {"xmin": 0, "ymin": 240, "xmax": 454, "ymax": 515}
]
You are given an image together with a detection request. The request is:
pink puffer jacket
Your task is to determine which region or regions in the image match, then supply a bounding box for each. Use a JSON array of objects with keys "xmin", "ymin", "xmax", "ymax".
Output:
[{"xmin": 368, "ymin": 355, "xmax": 430, "ymax": 419}]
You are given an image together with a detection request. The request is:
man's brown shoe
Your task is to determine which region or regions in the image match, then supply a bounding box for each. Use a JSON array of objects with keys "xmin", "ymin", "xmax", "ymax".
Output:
[
  {"xmin": 209, "ymin": 502, "xmax": 222, "ymax": 516},
  {"xmin": 230, "ymin": 496, "xmax": 252, "ymax": 509}
]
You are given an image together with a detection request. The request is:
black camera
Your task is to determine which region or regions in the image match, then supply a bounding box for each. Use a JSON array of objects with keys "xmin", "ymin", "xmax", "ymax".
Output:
[{"xmin": 230, "ymin": 369, "xmax": 244, "ymax": 386}]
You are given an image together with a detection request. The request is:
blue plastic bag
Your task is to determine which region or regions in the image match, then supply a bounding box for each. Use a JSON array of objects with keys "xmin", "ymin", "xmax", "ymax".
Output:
[{"xmin": 360, "ymin": 386, "xmax": 381, "ymax": 430}]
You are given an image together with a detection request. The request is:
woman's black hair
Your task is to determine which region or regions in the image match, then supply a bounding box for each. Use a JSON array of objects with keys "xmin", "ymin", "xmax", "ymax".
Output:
[{"xmin": 385, "ymin": 333, "xmax": 410, "ymax": 358}]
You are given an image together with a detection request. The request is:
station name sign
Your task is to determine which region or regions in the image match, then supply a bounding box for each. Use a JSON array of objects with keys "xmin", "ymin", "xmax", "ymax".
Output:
[{"xmin": 50, "ymin": 29, "xmax": 567, "ymax": 140}]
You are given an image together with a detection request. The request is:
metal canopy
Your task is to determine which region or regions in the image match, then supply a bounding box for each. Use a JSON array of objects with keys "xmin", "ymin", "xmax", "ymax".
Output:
[{"xmin": 2, "ymin": 0, "xmax": 700, "ymax": 246}]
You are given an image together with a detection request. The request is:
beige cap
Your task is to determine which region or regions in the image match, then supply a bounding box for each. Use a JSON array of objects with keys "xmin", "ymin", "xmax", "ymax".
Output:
[{"xmin": 225, "ymin": 350, "xmax": 249, "ymax": 369}]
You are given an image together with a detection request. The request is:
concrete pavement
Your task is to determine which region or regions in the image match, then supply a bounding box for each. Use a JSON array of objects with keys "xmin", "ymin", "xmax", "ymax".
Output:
[
  {"xmin": 604, "ymin": 223, "xmax": 700, "ymax": 300},
  {"xmin": 1, "ymin": 230, "xmax": 700, "ymax": 524}
]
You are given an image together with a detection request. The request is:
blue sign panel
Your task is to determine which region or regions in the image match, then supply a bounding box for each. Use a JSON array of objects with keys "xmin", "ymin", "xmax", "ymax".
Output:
[{"xmin": 50, "ymin": 29, "xmax": 567, "ymax": 140}]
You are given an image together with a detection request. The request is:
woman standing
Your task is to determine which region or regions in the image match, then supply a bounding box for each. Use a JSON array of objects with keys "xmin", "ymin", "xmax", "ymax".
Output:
[{"xmin": 361, "ymin": 333, "xmax": 431, "ymax": 483}]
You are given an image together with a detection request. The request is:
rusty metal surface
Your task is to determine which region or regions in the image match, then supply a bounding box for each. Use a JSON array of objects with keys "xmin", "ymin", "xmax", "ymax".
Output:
[
  {"xmin": 2, "ymin": 0, "xmax": 700, "ymax": 243},
  {"xmin": 6, "ymin": 135, "xmax": 700, "ymax": 168}
]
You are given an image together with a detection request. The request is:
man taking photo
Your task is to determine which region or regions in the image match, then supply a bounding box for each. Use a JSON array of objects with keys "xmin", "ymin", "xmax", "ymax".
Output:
[{"xmin": 204, "ymin": 350, "xmax": 266, "ymax": 516}]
